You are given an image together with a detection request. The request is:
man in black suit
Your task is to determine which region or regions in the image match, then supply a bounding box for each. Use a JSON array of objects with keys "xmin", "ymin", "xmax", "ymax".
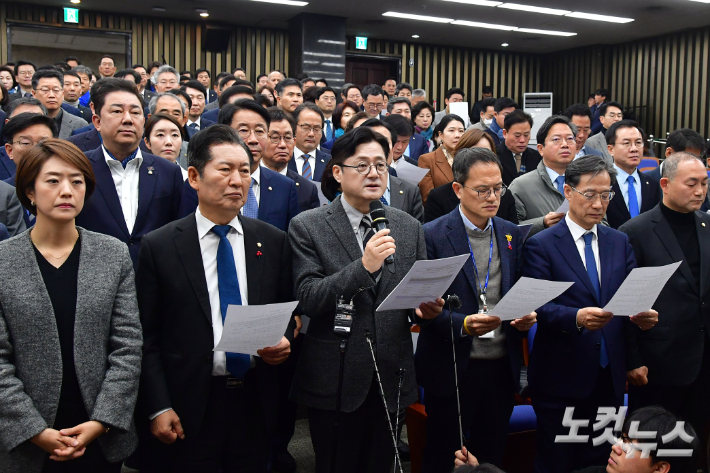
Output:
[
  {"xmin": 62, "ymin": 70, "xmax": 92, "ymax": 122},
  {"xmin": 196, "ymin": 68, "xmax": 219, "ymax": 104},
  {"xmin": 287, "ymin": 103, "xmax": 332, "ymax": 182},
  {"xmin": 619, "ymin": 151, "xmax": 710, "ymax": 453},
  {"xmin": 262, "ymin": 108, "xmax": 319, "ymax": 213},
  {"xmin": 137, "ymin": 124, "xmax": 295, "ymax": 472},
  {"xmin": 496, "ymin": 109, "xmax": 541, "ymax": 186},
  {"xmin": 181, "ymin": 80, "xmax": 214, "ymax": 132},
  {"xmin": 605, "ymin": 120, "xmax": 661, "ymax": 229},
  {"xmin": 9, "ymin": 61, "xmax": 35, "ymax": 101}
]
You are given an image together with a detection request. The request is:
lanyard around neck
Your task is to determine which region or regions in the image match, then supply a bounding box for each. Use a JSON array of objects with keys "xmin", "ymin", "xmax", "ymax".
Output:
[{"xmin": 466, "ymin": 224, "xmax": 494, "ymax": 311}]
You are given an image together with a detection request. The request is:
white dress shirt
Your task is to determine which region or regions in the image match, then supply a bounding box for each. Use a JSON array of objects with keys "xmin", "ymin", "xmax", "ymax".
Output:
[
  {"xmin": 240, "ymin": 165, "xmax": 261, "ymax": 216},
  {"xmin": 565, "ymin": 214, "xmax": 601, "ymax": 283},
  {"xmin": 195, "ymin": 208, "xmax": 250, "ymax": 376},
  {"xmin": 574, "ymin": 145, "xmax": 590, "ymax": 160},
  {"xmin": 102, "ymin": 146, "xmax": 143, "ymax": 234},
  {"xmin": 614, "ymin": 165, "xmax": 642, "ymax": 210},
  {"xmin": 294, "ymin": 146, "xmax": 317, "ymax": 177},
  {"xmin": 187, "ymin": 117, "xmax": 202, "ymax": 130}
]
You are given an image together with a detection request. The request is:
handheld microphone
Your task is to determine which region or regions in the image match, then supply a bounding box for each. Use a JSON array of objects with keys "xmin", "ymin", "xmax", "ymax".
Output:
[{"xmin": 369, "ymin": 200, "xmax": 394, "ymax": 265}]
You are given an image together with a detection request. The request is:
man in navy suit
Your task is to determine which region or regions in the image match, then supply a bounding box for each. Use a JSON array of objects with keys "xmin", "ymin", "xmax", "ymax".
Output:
[
  {"xmin": 181, "ymin": 80, "xmax": 214, "ymax": 134},
  {"xmin": 288, "ymin": 103, "xmax": 331, "ymax": 182},
  {"xmin": 385, "ymin": 97, "xmax": 429, "ymax": 162},
  {"xmin": 74, "ymin": 78, "xmax": 184, "ymax": 267},
  {"xmin": 201, "ymin": 85, "xmax": 255, "ymax": 125},
  {"xmin": 605, "ymin": 120, "xmax": 661, "ymax": 228},
  {"xmin": 419, "ymin": 148, "xmax": 536, "ymax": 471},
  {"xmin": 563, "ymin": 104, "xmax": 605, "ymax": 160},
  {"xmin": 522, "ymin": 156, "xmax": 658, "ymax": 473},
  {"xmin": 180, "ymin": 100, "xmax": 299, "ymax": 232}
]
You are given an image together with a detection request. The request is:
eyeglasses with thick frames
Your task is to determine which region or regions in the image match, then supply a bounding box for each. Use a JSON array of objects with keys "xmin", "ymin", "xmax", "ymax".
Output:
[
  {"xmin": 569, "ymin": 186, "xmax": 615, "ymax": 202},
  {"xmin": 463, "ymin": 185, "xmax": 507, "ymax": 199},
  {"xmin": 340, "ymin": 162, "xmax": 388, "ymax": 175},
  {"xmin": 297, "ymin": 124, "xmax": 322, "ymax": 134}
]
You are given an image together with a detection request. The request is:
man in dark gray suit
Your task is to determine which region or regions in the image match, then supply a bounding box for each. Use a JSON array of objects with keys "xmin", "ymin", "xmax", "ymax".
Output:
[
  {"xmin": 288, "ymin": 127, "xmax": 443, "ymax": 473},
  {"xmin": 0, "ymin": 180, "xmax": 26, "ymax": 236}
]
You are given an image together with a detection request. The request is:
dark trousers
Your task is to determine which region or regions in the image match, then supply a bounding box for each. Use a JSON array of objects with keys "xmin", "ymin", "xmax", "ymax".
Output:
[
  {"xmin": 308, "ymin": 379, "xmax": 395, "ymax": 473},
  {"xmin": 422, "ymin": 356, "xmax": 514, "ymax": 473},
  {"xmin": 42, "ymin": 444, "xmax": 122, "ymax": 473},
  {"xmin": 532, "ymin": 367, "xmax": 622, "ymax": 473},
  {"xmin": 629, "ymin": 336, "xmax": 710, "ymax": 450},
  {"xmin": 144, "ymin": 371, "xmax": 269, "ymax": 473},
  {"xmin": 274, "ymin": 335, "xmax": 303, "ymax": 454}
]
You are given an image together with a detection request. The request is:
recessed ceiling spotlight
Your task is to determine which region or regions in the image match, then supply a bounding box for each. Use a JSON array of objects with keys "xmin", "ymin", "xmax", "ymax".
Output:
[
  {"xmin": 70, "ymin": 0, "xmax": 81, "ymax": 4},
  {"xmin": 200, "ymin": 12, "xmax": 209, "ymax": 17},
  {"xmin": 412, "ymin": 34, "xmax": 420, "ymax": 38},
  {"xmin": 151, "ymin": 6, "xmax": 166, "ymax": 11},
  {"xmin": 501, "ymin": 43, "xmax": 509, "ymax": 46},
  {"xmin": 195, "ymin": 9, "xmax": 209, "ymax": 17}
]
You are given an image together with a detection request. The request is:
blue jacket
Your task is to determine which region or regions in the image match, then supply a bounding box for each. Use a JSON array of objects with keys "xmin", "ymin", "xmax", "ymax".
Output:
[
  {"xmin": 522, "ymin": 218, "xmax": 636, "ymax": 399},
  {"xmin": 70, "ymin": 124, "xmax": 94, "ymax": 137},
  {"xmin": 0, "ymin": 148, "xmax": 16, "ymax": 181},
  {"xmin": 287, "ymin": 149, "xmax": 332, "ymax": 182},
  {"xmin": 287, "ymin": 169, "xmax": 320, "ymax": 212},
  {"xmin": 407, "ymin": 133, "xmax": 430, "ymax": 162},
  {"xmin": 178, "ymin": 166, "xmax": 300, "ymax": 232},
  {"xmin": 417, "ymin": 211, "xmax": 525, "ymax": 397},
  {"xmin": 75, "ymin": 147, "xmax": 184, "ymax": 267},
  {"xmin": 201, "ymin": 108, "xmax": 220, "ymax": 125}
]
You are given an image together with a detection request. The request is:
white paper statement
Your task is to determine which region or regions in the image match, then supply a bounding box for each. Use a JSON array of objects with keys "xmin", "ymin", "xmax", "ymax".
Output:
[
  {"xmin": 376, "ymin": 254, "xmax": 470, "ymax": 312},
  {"xmin": 449, "ymin": 102, "xmax": 470, "ymax": 127},
  {"xmin": 491, "ymin": 277, "xmax": 574, "ymax": 321},
  {"xmin": 555, "ymin": 199, "xmax": 569, "ymax": 214},
  {"xmin": 602, "ymin": 262, "xmax": 681, "ymax": 315},
  {"xmin": 214, "ymin": 301, "xmax": 299, "ymax": 356},
  {"xmin": 395, "ymin": 160, "xmax": 430, "ymax": 186}
]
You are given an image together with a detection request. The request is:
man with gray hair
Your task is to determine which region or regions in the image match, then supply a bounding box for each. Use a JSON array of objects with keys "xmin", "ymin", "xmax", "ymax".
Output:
[
  {"xmin": 620, "ymin": 151, "xmax": 710, "ymax": 451},
  {"xmin": 152, "ymin": 65, "xmax": 180, "ymax": 94},
  {"xmin": 268, "ymin": 70, "xmax": 285, "ymax": 88},
  {"xmin": 411, "ymin": 88, "xmax": 427, "ymax": 107}
]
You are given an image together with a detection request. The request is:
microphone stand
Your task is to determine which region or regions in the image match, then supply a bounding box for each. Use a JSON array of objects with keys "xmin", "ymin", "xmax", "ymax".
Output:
[
  {"xmin": 330, "ymin": 296, "xmax": 356, "ymax": 473},
  {"xmin": 447, "ymin": 294, "xmax": 465, "ymax": 448},
  {"xmin": 393, "ymin": 368, "xmax": 405, "ymax": 473}
]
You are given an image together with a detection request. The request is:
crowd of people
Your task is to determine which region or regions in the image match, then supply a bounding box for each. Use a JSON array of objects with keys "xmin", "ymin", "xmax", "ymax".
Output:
[{"xmin": 0, "ymin": 53, "xmax": 707, "ymax": 473}]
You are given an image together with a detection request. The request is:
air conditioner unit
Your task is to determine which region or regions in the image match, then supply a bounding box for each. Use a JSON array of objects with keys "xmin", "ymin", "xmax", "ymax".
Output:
[{"xmin": 523, "ymin": 92, "xmax": 553, "ymax": 146}]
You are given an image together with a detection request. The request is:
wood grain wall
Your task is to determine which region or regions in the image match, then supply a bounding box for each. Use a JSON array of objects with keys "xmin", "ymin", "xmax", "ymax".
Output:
[
  {"xmin": 346, "ymin": 37, "xmax": 543, "ymax": 113},
  {"xmin": 0, "ymin": 2, "xmax": 288, "ymax": 84}
]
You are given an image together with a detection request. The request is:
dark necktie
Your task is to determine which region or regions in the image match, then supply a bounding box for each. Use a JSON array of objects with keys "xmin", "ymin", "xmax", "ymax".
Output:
[
  {"xmin": 515, "ymin": 153, "xmax": 522, "ymax": 173},
  {"xmin": 360, "ymin": 216, "xmax": 374, "ymax": 251},
  {"xmin": 211, "ymin": 225, "xmax": 251, "ymax": 378},
  {"xmin": 302, "ymin": 155, "xmax": 312, "ymax": 180},
  {"xmin": 242, "ymin": 178, "xmax": 259, "ymax": 219},
  {"xmin": 555, "ymin": 176, "xmax": 565, "ymax": 195},
  {"xmin": 583, "ymin": 232, "xmax": 609, "ymax": 368},
  {"xmin": 627, "ymin": 175, "xmax": 639, "ymax": 218},
  {"xmin": 188, "ymin": 122, "xmax": 199, "ymax": 130},
  {"xmin": 380, "ymin": 195, "xmax": 388, "ymax": 205}
]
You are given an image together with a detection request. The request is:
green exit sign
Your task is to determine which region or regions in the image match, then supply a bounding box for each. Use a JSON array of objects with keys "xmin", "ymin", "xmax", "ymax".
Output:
[
  {"xmin": 64, "ymin": 7, "xmax": 79, "ymax": 23},
  {"xmin": 355, "ymin": 37, "xmax": 368, "ymax": 50}
]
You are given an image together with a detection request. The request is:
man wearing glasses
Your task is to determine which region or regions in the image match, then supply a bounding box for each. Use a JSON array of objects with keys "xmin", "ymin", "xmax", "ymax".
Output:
[
  {"xmin": 10, "ymin": 61, "xmax": 36, "ymax": 100},
  {"xmin": 522, "ymin": 155, "xmax": 658, "ymax": 473},
  {"xmin": 31, "ymin": 69, "xmax": 88, "ymax": 139},
  {"xmin": 585, "ymin": 101, "xmax": 625, "ymax": 164},
  {"xmin": 288, "ymin": 103, "xmax": 332, "ymax": 182},
  {"xmin": 418, "ymin": 147, "xmax": 536, "ymax": 472},
  {"xmin": 605, "ymin": 120, "xmax": 661, "ymax": 229},
  {"xmin": 362, "ymin": 84, "xmax": 385, "ymax": 119}
]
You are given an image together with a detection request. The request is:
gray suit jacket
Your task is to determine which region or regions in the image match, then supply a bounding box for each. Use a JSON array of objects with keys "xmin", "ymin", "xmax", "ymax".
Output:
[
  {"xmin": 585, "ymin": 131, "xmax": 613, "ymax": 164},
  {"xmin": 204, "ymin": 100, "xmax": 219, "ymax": 111},
  {"xmin": 389, "ymin": 175, "xmax": 424, "ymax": 223},
  {"xmin": 0, "ymin": 228, "xmax": 142, "ymax": 471},
  {"xmin": 288, "ymin": 196, "xmax": 429, "ymax": 413},
  {"xmin": 0, "ymin": 180, "xmax": 26, "ymax": 237},
  {"xmin": 509, "ymin": 160, "xmax": 565, "ymax": 236},
  {"xmin": 433, "ymin": 109, "xmax": 446, "ymax": 127},
  {"xmin": 58, "ymin": 111, "xmax": 89, "ymax": 140}
]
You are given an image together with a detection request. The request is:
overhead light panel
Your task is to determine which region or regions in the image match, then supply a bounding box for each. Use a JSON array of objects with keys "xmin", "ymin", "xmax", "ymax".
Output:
[
  {"xmin": 498, "ymin": 3, "xmax": 569, "ymax": 15},
  {"xmin": 250, "ymin": 0, "xmax": 308, "ymax": 5},
  {"xmin": 441, "ymin": 0, "xmax": 502, "ymax": 5},
  {"xmin": 451, "ymin": 20, "xmax": 518, "ymax": 30},
  {"xmin": 382, "ymin": 12, "xmax": 454, "ymax": 23},
  {"xmin": 501, "ymin": 43, "xmax": 509, "ymax": 46},
  {"xmin": 516, "ymin": 27, "xmax": 576, "ymax": 36},
  {"xmin": 565, "ymin": 12, "xmax": 633, "ymax": 23}
]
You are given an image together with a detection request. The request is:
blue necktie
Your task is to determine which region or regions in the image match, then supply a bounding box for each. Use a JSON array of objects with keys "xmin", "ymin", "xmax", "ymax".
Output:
[
  {"xmin": 188, "ymin": 122, "xmax": 198, "ymax": 130},
  {"xmin": 380, "ymin": 195, "xmax": 388, "ymax": 206},
  {"xmin": 23, "ymin": 92, "xmax": 32, "ymax": 98},
  {"xmin": 555, "ymin": 175, "xmax": 565, "ymax": 195},
  {"xmin": 211, "ymin": 225, "xmax": 250, "ymax": 378},
  {"xmin": 301, "ymin": 155, "xmax": 312, "ymax": 180},
  {"xmin": 325, "ymin": 119, "xmax": 333, "ymax": 141},
  {"xmin": 242, "ymin": 178, "xmax": 259, "ymax": 218},
  {"xmin": 583, "ymin": 232, "xmax": 609, "ymax": 368},
  {"xmin": 627, "ymin": 175, "xmax": 639, "ymax": 218}
]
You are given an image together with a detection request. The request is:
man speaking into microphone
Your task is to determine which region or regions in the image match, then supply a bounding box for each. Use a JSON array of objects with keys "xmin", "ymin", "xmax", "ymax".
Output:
[{"xmin": 288, "ymin": 126, "xmax": 444, "ymax": 473}]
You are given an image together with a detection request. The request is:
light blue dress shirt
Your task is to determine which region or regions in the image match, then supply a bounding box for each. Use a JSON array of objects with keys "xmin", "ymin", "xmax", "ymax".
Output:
[{"xmin": 613, "ymin": 165, "xmax": 642, "ymax": 210}]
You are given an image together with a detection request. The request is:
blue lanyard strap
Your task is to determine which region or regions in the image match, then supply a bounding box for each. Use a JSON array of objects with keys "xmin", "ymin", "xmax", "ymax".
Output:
[{"xmin": 466, "ymin": 226, "xmax": 494, "ymax": 301}]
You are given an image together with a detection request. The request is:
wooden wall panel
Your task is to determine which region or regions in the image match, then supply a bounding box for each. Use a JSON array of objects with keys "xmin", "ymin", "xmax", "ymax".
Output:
[
  {"xmin": 346, "ymin": 37, "xmax": 542, "ymax": 112},
  {"xmin": 542, "ymin": 25, "xmax": 710, "ymax": 141},
  {"xmin": 0, "ymin": 2, "xmax": 288, "ymax": 84}
]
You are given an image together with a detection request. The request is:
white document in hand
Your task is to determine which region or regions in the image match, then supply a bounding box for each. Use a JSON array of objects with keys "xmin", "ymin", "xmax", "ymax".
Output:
[
  {"xmin": 376, "ymin": 254, "xmax": 469, "ymax": 312},
  {"xmin": 448, "ymin": 102, "xmax": 470, "ymax": 128},
  {"xmin": 395, "ymin": 160, "xmax": 430, "ymax": 186},
  {"xmin": 555, "ymin": 199, "xmax": 569, "ymax": 214},
  {"xmin": 214, "ymin": 301, "xmax": 299, "ymax": 356},
  {"xmin": 491, "ymin": 277, "xmax": 574, "ymax": 321},
  {"xmin": 602, "ymin": 262, "xmax": 681, "ymax": 315}
]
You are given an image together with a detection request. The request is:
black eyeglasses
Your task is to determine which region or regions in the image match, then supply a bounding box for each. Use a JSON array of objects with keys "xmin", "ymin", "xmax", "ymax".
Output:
[
  {"xmin": 463, "ymin": 185, "xmax": 507, "ymax": 199},
  {"xmin": 340, "ymin": 162, "xmax": 388, "ymax": 175}
]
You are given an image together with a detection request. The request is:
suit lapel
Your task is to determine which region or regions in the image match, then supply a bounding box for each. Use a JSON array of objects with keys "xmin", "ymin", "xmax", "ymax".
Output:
[
  {"xmin": 695, "ymin": 213, "xmax": 710, "ymax": 296},
  {"xmin": 174, "ymin": 215, "xmax": 213, "ymax": 325},
  {"xmin": 434, "ymin": 149, "xmax": 454, "ymax": 182},
  {"xmin": 287, "ymin": 158, "xmax": 298, "ymax": 175},
  {"xmin": 258, "ymin": 170, "xmax": 272, "ymax": 220},
  {"xmin": 554, "ymin": 221, "xmax": 599, "ymax": 303},
  {"xmin": 610, "ymin": 180, "xmax": 631, "ymax": 220},
  {"xmin": 134, "ymin": 153, "xmax": 158, "ymax": 236},
  {"xmin": 498, "ymin": 147, "xmax": 518, "ymax": 181},
  {"xmin": 493, "ymin": 219, "xmax": 512, "ymax": 294},
  {"xmin": 326, "ymin": 197, "xmax": 363, "ymax": 263},
  {"xmin": 242, "ymin": 217, "xmax": 264, "ymax": 305},
  {"xmin": 639, "ymin": 174, "xmax": 655, "ymax": 212},
  {"xmin": 446, "ymin": 212, "xmax": 478, "ymax": 297},
  {"xmin": 389, "ymin": 177, "xmax": 404, "ymax": 209},
  {"xmin": 653, "ymin": 211, "xmax": 697, "ymax": 293},
  {"xmin": 315, "ymin": 151, "xmax": 328, "ymax": 181},
  {"xmin": 598, "ymin": 227, "xmax": 614, "ymax": 305},
  {"xmin": 89, "ymin": 149, "xmax": 130, "ymax": 238}
]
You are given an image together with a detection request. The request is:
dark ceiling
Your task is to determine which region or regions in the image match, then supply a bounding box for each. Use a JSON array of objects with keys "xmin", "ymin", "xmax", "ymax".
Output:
[{"xmin": 25, "ymin": 0, "xmax": 710, "ymax": 53}]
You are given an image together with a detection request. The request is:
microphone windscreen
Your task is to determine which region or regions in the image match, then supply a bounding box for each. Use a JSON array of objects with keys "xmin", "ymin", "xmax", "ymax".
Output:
[{"xmin": 369, "ymin": 200, "xmax": 386, "ymax": 221}]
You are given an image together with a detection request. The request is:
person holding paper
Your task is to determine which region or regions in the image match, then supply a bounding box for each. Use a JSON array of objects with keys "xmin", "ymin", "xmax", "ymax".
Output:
[
  {"xmin": 522, "ymin": 156, "xmax": 658, "ymax": 473},
  {"xmin": 433, "ymin": 87, "xmax": 465, "ymax": 127},
  {"xmin": 619, "ymin": 151, "xmax": 710, "ymax": 453},
  {"xmin": 418, "ymin": 147, "xmax": 536, "ymax": 471},
  {"xmin": 289, "ymin": 126, "xmax": 443, "ymax": 473},
  {"xmin": 136, "ymin": 125, "xmax": 296, "ymax": 472}
]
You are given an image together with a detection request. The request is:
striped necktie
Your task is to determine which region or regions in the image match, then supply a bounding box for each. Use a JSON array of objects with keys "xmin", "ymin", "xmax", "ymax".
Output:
[
  {"xmin": 301, "ymin": 155, "xmax": 312, "ymax": 180},
  {"xmin": 360, "ymin": 216, "xmax": 374, "ymax": 252}
]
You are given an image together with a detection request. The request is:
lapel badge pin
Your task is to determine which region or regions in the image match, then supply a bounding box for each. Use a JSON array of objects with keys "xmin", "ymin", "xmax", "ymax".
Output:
[
  {"xmin": 147, "ymin": 166, "xmax": 154, "ymax": 175},
  {"xmin": 257, "ymin": 242, "xmax": 262, "ymax": 247},
  {"xmin": 506, "ymin": 234, "xmax": 513, "ymax": 250}
]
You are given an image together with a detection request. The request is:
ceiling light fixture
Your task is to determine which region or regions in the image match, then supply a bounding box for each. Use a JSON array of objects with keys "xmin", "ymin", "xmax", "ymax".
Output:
[
  {"xmin": 250, "ymin": 0, "xmax": 308, "ymax": 5},
  {"xmin": 382, "ymin": 11, "xmax": 454, "ymax": 23},
  {"xmin": 412, "ymin": 34, "xmax": 420, "ymax": 38},
  {"xmin": 151, "ymin": 6, "xmax": 166, "ymax": 11},
  {"xmin": 70, "ymin": 0, "xmax": 81, "ymax": 3},
  {"xmin": 451, "ymin": 20, "xmax": 518, "ymax": 30},
  {"xmin": 516, "ymin": 27, "xmax": 576, "ymax": 36},
  {"xmin": 199, "ymin": 12, "xmax": 209, "ymax": 17},
  {"xmin": 564, "ymin": 11, "xmax": 633, "ymax": 23},
  {"xmin": 498, "ymin": 3, "xmax": 569, "ymax": 14},
  {"xmin": 441, "ymin": 0, "xmax": 502, "ymax": 6},
  {"xmin": 501, "ymin": 43, "xmax": 509, "ymax": 47}
]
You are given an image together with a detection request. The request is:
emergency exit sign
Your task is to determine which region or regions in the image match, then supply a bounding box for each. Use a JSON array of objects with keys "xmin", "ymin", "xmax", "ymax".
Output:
[
  {"xmin": 355, "ymin": 37, "xmax": 368, "ymax": 50},
  {"xmin": 64, "ymin": 7, "xmax": 79, "ymax": 23}
]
